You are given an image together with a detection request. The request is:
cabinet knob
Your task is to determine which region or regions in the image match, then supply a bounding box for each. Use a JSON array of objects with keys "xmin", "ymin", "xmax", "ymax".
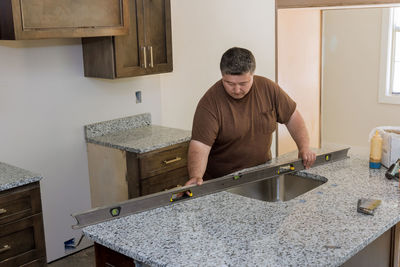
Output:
[
  {"xmin": 0, "ymin": 208, "xmax": 6, "ymax": 215},
  {"xmin": 163, "ymin": 157, "xmax": 182, "ymax": 165}
]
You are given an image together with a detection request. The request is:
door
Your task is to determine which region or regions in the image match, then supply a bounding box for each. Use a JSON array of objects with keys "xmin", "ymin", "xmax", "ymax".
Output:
[{"xmin": 276, "ymin": 9, "xmax": 321, "ymax": 156}]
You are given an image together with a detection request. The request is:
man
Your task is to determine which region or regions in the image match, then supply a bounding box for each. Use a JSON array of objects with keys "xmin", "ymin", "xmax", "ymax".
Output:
[{"xmin": 186, "ymin": 47, "xmax": 316, "ymax": 186}]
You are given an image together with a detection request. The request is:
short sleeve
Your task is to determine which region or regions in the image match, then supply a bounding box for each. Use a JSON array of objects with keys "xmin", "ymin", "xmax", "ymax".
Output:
[
  {"xmin": 191, "ymin": 98, "xmax": 219, "ymax": 147},
  {"xmin": 273, "ymin": 83, "xmax": 297, "ymax": 124}
]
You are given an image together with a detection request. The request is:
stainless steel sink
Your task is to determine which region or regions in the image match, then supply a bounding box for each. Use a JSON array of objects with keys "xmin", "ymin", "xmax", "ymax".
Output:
[{"xmin": 226, "ymin": 173, "xmax": 327, "ymax": 202}]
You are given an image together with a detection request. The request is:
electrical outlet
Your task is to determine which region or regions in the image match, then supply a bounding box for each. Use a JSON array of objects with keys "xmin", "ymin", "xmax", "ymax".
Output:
[{"xmin": 135, "ymin": 91, "xmax": 142, "ymax": 103}]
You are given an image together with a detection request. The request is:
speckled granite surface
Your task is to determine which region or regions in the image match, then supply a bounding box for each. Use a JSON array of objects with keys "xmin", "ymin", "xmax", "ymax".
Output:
[
  {"xmin": 0, "ymin": 162, "xmax": 42, "ymax": 191},
  {"xmin": 84, "ymin": 113, "xmax": 191, "ymax": 153},
  {"xmin": 83, "ymin": 146, "xmax": 400, "ymax": 266},
  {"xmin": 85, "ymin": 113, "xmax": 152, "ymax": 139}
]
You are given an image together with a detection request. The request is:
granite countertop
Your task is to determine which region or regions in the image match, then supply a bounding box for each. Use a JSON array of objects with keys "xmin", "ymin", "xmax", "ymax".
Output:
[
  {"xmin": 0, "ymin": 162, "xmax": 42, "ymax": 191},
  {"xmin": 82, "ymin": 145, "xmax": 400, "ymax": 266},
  {"xmin": 84, "ymin": 113, "xmax": 191, "ymax": 153}
]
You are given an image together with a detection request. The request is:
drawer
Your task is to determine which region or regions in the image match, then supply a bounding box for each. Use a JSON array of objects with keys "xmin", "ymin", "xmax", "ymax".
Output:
[
  {"xmin": 0, "ymin": 182, "xmax": 42, "ymax": 225},
  {"xmin": 138, "ymin": 142, "xmax": 189, "ymax": 179},
  {"xmin": 140, "ymin": 167, "xmax": 188, "ymax": 196},
  {"xmin": 0, "ymin": 214, "xmax": 46, "ymax": 267}
]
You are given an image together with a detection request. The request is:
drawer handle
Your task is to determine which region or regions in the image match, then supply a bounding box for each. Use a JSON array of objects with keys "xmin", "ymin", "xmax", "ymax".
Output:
[
  {"xmin": 0, "ymin": 245, "xmax": 11, "ymax": 254},
  {"xmin": 142, "ymin": 46, "xmax": 147, "ymax": 68},
  {"xmin": 163, "ymin": 157, "xmax": 182, "ymax": 165},
  {"xmin": 0, "ymin": 209, "xmax": 6, "ymax": 215},
  {"xmin": 149, "ymin": 46, "xmax": 154, "ymax": 68}
]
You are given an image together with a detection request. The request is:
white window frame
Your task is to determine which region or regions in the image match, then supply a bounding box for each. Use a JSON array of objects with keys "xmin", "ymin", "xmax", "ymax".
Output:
[{"xmin": 379, "ymin": 8, "xmax": 400, "ymax": 104}]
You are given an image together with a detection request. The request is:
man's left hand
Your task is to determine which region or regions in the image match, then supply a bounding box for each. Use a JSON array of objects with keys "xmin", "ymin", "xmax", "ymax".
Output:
[{"xmin": 298, "ymin": 148, "xmax": 316, "ymax": 169}]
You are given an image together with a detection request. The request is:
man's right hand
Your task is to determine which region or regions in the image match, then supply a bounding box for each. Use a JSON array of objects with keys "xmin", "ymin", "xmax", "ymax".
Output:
[
  {"xmin": 185, "ymin": 177, "xmax": 204, "ymax": 186},
  {"xmin": 174, "ymin": 177, "xmax": 203, "ymax": 198}
]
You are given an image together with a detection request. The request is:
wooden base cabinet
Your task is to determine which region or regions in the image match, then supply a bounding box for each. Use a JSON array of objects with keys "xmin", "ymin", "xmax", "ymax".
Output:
[
  {"xmin": 0, "ymin": 0, "xmax": 129, "ymax": 40},
  {"xmin": 87, "ymin": 141, "xmax": 189, "ymax": 208},
  {"xmin": 95, "ymin": 243, "xmax": 135, "ymax": 267},
  {"xmin": 82, "ymin": 0, "xmax": 172, "ymax": 79},
  {"xmin": 0, "ymin": 182, "xmax": 46, "ymax": 266}
]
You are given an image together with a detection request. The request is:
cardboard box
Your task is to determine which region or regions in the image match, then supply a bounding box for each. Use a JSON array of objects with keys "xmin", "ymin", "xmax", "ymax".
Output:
[{"xmin": 381, "ymin": 129, "xmax": 400, "ymax": 168}]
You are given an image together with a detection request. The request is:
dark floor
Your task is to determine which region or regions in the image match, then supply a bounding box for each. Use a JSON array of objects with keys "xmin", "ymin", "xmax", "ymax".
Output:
[{"xmin": 48, "ymin": 246, "xmax": 95, "ymax": 267}]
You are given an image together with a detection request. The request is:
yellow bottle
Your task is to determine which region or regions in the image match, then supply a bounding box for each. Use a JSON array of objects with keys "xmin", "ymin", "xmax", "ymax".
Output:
[{"xmin": 369, "ymin": 130, "xmax": 383, "ymax": 169}]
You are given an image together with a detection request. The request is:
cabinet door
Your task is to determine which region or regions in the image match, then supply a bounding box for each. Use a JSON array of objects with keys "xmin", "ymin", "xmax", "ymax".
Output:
[
  {"xmin": 81, "ymin": 0, "xmax": 172, "ymax": 78},
  {"xmin": 1, "ymin": 0, "xmax": 129, "ymax": 40},
  {"xmin": 114, "ymin": 0, "xmax": 147, "ymax": 77},
  {"xmin": 143, "ymin": 0, "xmax": 173, "ymax": 74},
  {"xmin": 95, "ymin": 243, "xmax": 135, "ymax": 267}
]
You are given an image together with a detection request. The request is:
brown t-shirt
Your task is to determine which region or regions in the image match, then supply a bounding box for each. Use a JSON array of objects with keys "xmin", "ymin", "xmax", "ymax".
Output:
[{"xmin": 191, "ymin": 75, "xmax": 296, "ymax": 179}]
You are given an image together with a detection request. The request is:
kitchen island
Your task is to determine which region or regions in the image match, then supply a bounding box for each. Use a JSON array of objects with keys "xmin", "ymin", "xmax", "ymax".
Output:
[{"xmin": 82, "ymin": 146, "xmax": 400, "ymax": 266}]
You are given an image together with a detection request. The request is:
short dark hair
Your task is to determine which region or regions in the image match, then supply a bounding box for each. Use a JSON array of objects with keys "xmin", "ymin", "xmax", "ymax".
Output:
[{"xmin": 220, "ymin": 47, "xmax": 256, "ymax": 75}]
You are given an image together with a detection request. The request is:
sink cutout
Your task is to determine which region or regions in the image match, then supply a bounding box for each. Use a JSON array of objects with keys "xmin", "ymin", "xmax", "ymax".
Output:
[{"xmin": 226, "ymin": 173, "xmax": 327, "ymax": 202}]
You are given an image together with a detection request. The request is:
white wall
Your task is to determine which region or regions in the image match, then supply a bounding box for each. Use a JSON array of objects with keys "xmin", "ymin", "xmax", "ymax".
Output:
[
  {"xmin": 0, "ymin": 39, "xmax": 162, "ymax": 262},
  {"xmin": 322, "ymin": 8, "xmax": 400, "ymax": 150},
  {"xmin": 161, "ymin": 0, "xmax": 277, "ymax": 156},
  {"xmin": 0, "ymin": 0, "xmax": 277, "ymax": 262}
]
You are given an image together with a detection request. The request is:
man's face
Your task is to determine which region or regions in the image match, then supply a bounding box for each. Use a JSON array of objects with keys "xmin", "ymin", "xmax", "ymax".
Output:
[{"xmin": 222, "ymin": 72, "xmax": 254, "ymax": 99}]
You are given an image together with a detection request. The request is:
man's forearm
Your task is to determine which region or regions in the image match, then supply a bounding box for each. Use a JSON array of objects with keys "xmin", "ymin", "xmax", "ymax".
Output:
[
  {"xmin": 285, "ymin": 109, "xmax": 310, "ymax": 151},
  {"xmin": 285, "ymin": 109, "xmax": 316, "ymax": 168},
  {"xmin": 187, "ymin": 140, "xmax": 211, "ymax": 180}
]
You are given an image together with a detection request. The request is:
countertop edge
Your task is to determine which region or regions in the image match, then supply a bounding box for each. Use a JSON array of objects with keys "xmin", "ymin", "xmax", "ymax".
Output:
[
  {"xmin": 0, "ymin": 176, "xmax": 42, "ymax": 192},
  {"xmin": 86, "ymin": 136, "xmax": 192, "ymax": 154}
]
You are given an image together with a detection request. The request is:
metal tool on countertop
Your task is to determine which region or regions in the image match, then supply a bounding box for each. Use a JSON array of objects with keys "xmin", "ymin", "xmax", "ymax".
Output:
[
  {"xmin": 357, "ymin": 198, "xmax": 381, "ymax": 215},
  {"xmin": 385, "ymin": 159, "xmax": 400, "ymax": 180},
  {"xmin": 71, "ymin": 148, "xmax": 349, "ymax": 229}
]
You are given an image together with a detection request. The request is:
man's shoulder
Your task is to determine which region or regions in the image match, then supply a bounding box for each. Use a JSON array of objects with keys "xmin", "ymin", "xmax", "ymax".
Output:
[
  {"xmin": 200, "ymin": 79, "xmax": 224, "ymax": 102},
  {"xmin": 253, "ymin": 75, "xmax": 276, "ymax": 86},
  {"xmin": 253, "ymin": 75, "xmax": 280, "ymax": 96},
  {"xmin": 207, "ymin": 79, "xmax": 224, "ymax": 94}
]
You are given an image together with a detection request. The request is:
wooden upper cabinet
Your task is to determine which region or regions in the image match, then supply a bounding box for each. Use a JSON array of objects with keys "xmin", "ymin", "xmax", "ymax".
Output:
[
  {"xmin": 82, "ymin": 0, "xmax": 173, "ymax": 79},
  {"xmin": 0, "ymin": 0, "xmax": 129, "ymax": 40}
]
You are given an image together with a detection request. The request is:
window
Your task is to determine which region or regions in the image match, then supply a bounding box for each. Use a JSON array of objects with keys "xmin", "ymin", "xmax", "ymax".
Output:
[
  {"xmin": 392, "ymin": 8, "xmax": 400, "ymax": 94},
  {"xmin": 379, "ymin": 7, "xmax": 400, "ymax": 104}
]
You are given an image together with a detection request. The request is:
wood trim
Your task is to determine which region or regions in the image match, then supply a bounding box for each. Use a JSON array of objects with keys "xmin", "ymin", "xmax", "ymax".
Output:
[
  {"xmin": 318, "ymin": 9, "xmax": 323, "ymax": 149},
  {"xmin": 391, "ymin": 222, "xmax": 400, "ymax": 267},
  {"xmin": 275, "ymin": 1, "xmax": 279, "ymax": 157},
  {"xmin": 126, "ymin": 152, "xmax": 141, "ymax": 198},
  {"xmin": 165, "ymin": 0, "xmax": 173, "ymax": 71},
  {"xmin": 277, "ymin": 0, "xmax": 400, "ymax": 9}
]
